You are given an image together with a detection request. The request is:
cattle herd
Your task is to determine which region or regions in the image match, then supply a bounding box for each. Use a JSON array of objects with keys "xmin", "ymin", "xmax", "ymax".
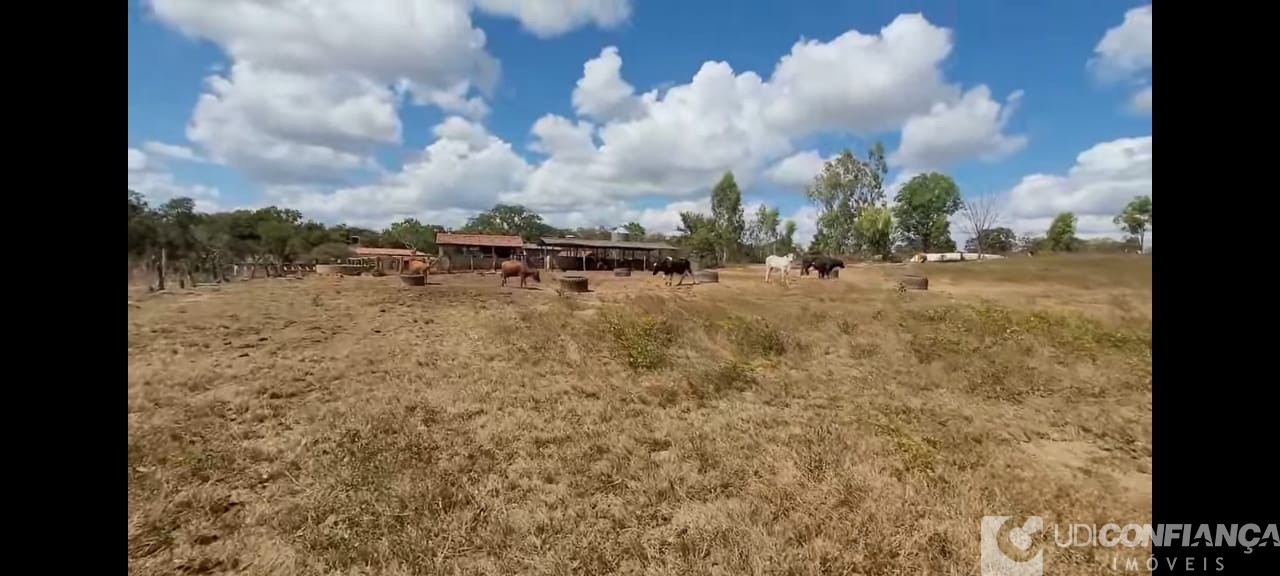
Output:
[
  {"xmin": 412, "ymin": 253, "xmax": 848, "ymax": 289},
  {"xmin": 522, "ymin": 254, "xmax": 843, "ymax": 288}
]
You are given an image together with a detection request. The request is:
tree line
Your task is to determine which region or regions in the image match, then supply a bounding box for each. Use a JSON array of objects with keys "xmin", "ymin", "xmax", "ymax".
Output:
[
  {"xmin": 130, "ymin": 161, "xmax": 1152, "ymax": 286},
  {"xmin": 797, "ymin": 144, "xmax": 1152, "ymax": 259},
  {"xmin": 672, "ymin": 173, "xmax": 801, "ymax": 266},
  {"xmin": 666, "ymin": 144, "xmax": 1151, "ymax": 267},
  {"xmin": 128, "ymin": 190, "xmax": 693, "ymax": 287}
]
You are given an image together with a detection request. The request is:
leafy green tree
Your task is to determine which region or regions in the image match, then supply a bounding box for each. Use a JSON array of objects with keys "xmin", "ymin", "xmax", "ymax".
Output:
[
  {"xmin": 805, "ymin": 143, "xmax": 888, "ymax": 253},
  {"xmin": 964, "ymin": 227, "xmax": 1017, "ymax": 254},
  {"xmin": 386, "ymin": 218, "xmax": 440, "ymax": 253},
  {"xmin": 1080, "ymin": 237, "xmax": 1139, "ymax": 253},
  {"xmin": 748, "ymin": 204, "xmax": 781, "ymax": 259},
  {"xmin": 929, "ymin": 217, "xmax": 957, "ymax": 252},
  {"xmin": 253, "ymin": 207, "xmax": 304, "ymax": 273},
  {"xmin": 128, "ymin": 191, "xmax": 157, "ymax": 258},
  {"xmin": 893, "ymin": 172, "xmax": 962, "ymax": 252},
  {"xmin": 150, "ymin": 197, "xmax": 204, "ymax": 288},
  {"xmin": 189, "ymin": 215, "xmax": 234, "ymax": 281},
  {"xmin": 1045, "ymin": 212, "xmax": 1079, "ymax": 252},
  {"xmin": 332, "ymin": 225, "xmax": 385, "ymax": 247},
  {"xmin": 623, "ymin": 222, "xmax": 646, "ymax": 239},
  {"xmin": 676, "ymin": 211, "xmax": 718, "ymax": 265},
  {"xmin": 156, "ymin": 197, "xmax": 201, "ymax": 258},
  {"xmin": 1113, "ymin": 195, "xmax": 1152, "ymax": 252},
  {"xmin": 463, "ymin": 204, "xmax": 558, "ymax": 242},
  {"xmin": 293, "ymin": 221, "xmax": 335, "ymax": 250},
  {"xmin": 309, "ymin": 242, "xmax": 356, "ymax": 263},
  {"xmin": 777, "ymin": 220, "xmax": 798, "ymax": 256},
  {"xmin": 710, "ymin": 172, "xmax": 745, "ymax": 263},
  {"xmin": 854, "ymin": 205, "xmax": 894, "ymax": 260}
]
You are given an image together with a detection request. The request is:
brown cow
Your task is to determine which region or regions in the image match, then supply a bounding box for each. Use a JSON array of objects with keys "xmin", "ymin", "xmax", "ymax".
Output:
[
  {"xmin": 500, "ymin": 260, "xmax": 541, "ymax": 288},
  {"xmin": 405, "ymin": 258, "xmax": 432, "ymax": 277}
]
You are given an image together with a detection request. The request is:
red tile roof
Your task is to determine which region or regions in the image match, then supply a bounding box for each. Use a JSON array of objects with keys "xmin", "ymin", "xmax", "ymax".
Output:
[
  {"xmin": 435, "ymin": 232, "xmax": 524, "ymax": 248},
  {"xmin": 353, "ymin": 247, "xmax": 428, "ymax": 257}
]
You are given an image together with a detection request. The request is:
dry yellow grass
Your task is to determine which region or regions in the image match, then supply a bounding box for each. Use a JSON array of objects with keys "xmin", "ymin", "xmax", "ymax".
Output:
[{"xmin": 128, "ymin": 255, "xmax": 1152, "ymax": 575}]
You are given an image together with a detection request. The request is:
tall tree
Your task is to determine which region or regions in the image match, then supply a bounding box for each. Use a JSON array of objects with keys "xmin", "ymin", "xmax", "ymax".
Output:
[
  {"xmin": 332, "ymin": 225, "xmax": 386, "ymax": 247},
  {"xmin": 893, "ymin": 172, "xmax": 962, "ymax": 253},
  {"xmin": 676, "ymin": 211, "xmax": 718, "ymax": 264},
  {"xmin": 929, "ymin": 218, "xmax": 957, "ymax": 252},
  {"xmin": 959, "ymin": 193, "xmax": 1003, "ymax": 257},
  {"xmin": 153, "ymin": 197, "xmax": 203, "ymax": 288},
  {"xmin": 387, "ymin": 218, "xmax": 440, "ymax": 253},
  {"xmin": 777, "ymin": 220, "xmax": 798, "ymax": 256},
  {"xmin": 805, "ymin": 143, "xmax": 888, "ymax": 254},
  {"xmin": 128, "ymin": 191, "xmax": 157, "ymax": 258},
  {"xmin": 1045, "ymin": 212, "xmax": 1079, "ymax": 252},
  {"xmin": 749, "ymin": 204, "xmax": 781, "ymax": 258},
  {"xmin": 964, "ymin": 227, "xmax": 1017, "ymax": 254},
  {"xmin": 710, "ymin": 172, "xmax": 745, "ymax": 263},
  {"xmin": 309, "ymin": 242, "xmax": 356, "ymax": 263},
  {"xmin": 623, "ymin": 222, "xmax": 646, "ymax": 240},
  {"xmin": 1113, "ymin": 195, "xmax": 1152, "ymax": 252},
  {"xmin": 463, "ymin": 204, "xmax": 558, "ymax": 242},
  {"xmin": 853, "ymin": 205, "xmax": 894, "ymax": 260}
]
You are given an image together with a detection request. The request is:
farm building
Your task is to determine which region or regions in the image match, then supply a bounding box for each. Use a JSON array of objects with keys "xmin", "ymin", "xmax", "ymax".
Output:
[
  {"xmin": 345, "ymin": 246, "xmax": 430, "ymax": 273},
  {"xmin": 435, "ymin": 232, "xmax": 525, "ymax": 272},
  {"xmin": 523, "ymin": 243, "xmax": 553, "ymax": 271},
  {"xmin": 538, "ymin": 233, "xmax": 679, "ymax": 271}
]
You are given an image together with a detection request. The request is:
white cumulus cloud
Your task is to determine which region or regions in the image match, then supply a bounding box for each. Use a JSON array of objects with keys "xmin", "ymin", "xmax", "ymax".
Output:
[
  {"xmin": 572, "ymin": 46, "xmax": 645, "ymax": 122},
  {"xmin": 892, "ymin": 86, "xmax": 1027, "ymax": 172},
  {"xmin": 148, "ymin": 0, "xmax": 634, "ymax": 186},
  {"xmin": 186, "ymin": 62, "xmax": 400, "ymax": 184},
  {"xmin": 138, "ymin": 7, "xmax": 1032, "ymax": 232},
  {"xmin": 128, "ymin": 147, "xmax": 222, "ymax": 212},
  {"xmin": 765, "ymin": 151, "xmax": 828, "ymax": 190},
  {"xmin": 269, "ymin": 117, "xmax": 531, "ymax": 226},
  {"xmin": 470, "ymin": 0, "xmax": 631, "ymax": 38},
  {"xmin": 142, "ymin": 141, "xmax": 207, "ymax": 163},
  {"xmin": 1090, "ymin": 4, "xmax": 1152, "ymax": 115},
  {"xmin": 1006, "ymin": 136, "xmax": 1151, "ymax": 239}
]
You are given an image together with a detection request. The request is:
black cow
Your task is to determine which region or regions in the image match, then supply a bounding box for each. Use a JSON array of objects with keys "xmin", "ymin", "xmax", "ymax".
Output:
[
  {"xmin": 810, "ymin": 256, "xmax": 845, "ymax": 279},
  {"xmin": 652, "ymin": 257, "xmax": 695, "ymax": 286},
  {"xmin": 800, "ymin": 255, "xmax": 816, "ymax": 276}
]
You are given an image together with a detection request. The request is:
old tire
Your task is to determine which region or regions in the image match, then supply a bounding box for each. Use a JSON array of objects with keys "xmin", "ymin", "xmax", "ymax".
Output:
[
  {"xmin": 559, "ymin": 276, "xmax": 590, "ymax": 293},
  {"xmin": 693, "ymin": 270, "xmax": 719, "ymax": 283},
  {"xmin": 398, "ymin": 274, "xmax": 426, "ymax": 286},
  {"xmin": 613, "ymin": 267, "xmax": 632, "ymax": 277},
  {"xmin": 900, "ymin": 274, "xmax": 928, "ymax": 290}
]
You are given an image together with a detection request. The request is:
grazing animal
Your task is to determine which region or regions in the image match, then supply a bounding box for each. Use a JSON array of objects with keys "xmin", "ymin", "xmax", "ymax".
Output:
[
  {"xmin": 764, "ymin": 253, "xmax": 797, "ymax": 285},
  {"xmin": 800, "ymin": 255, "xmax": 816, "ymax": 276},
  {"xmin": 405, "ymin": 258, "xmax": 432, "ymax": 276},
  {"xmin": 652, "ymin": 257, "xmax": 694, "ymax": 286},
  {"xmin": 810, "ymin": 256, "xmax": 845, "ymax": 279},
  {"xmin": 499, "ymin": 260, "xmax": 541, "ymax": 288}
]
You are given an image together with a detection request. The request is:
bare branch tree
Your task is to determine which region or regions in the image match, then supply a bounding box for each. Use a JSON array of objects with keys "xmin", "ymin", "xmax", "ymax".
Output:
[{"xmin": 960, "ymin": 193, "xmax": 1003, "ymax": 258}]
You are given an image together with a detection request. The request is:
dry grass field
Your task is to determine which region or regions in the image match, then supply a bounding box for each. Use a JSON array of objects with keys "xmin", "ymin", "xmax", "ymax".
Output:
[{"xmin": 128, "ymin": 255, "xmax": 1152, "ymax": 575}]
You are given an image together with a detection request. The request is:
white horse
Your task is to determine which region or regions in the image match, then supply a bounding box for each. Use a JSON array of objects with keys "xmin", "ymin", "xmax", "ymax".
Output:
[{"xmin": 764, "ymin": 253, "xmax": 797, "ymax": 285}]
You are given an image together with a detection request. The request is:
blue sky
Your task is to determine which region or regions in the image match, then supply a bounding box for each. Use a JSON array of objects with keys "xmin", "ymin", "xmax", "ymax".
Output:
[{"xmin": 127, "ymin": 0, "xmax": 1152, "ymax": 243}]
